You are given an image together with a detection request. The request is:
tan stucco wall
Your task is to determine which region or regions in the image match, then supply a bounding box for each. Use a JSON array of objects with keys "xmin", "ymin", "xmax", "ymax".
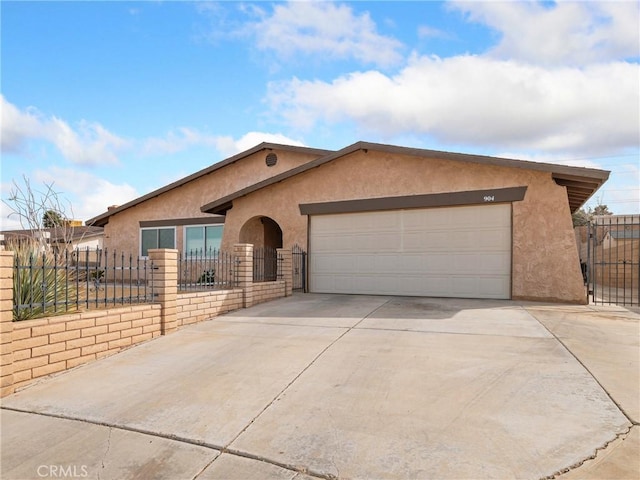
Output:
[
  {"xmin": 221, "ymin": 150, "xmax": 586, "ymax": 303},
  {"xmin": 101, "ymin": 148, "xmax": 321, "ymax": 256}
]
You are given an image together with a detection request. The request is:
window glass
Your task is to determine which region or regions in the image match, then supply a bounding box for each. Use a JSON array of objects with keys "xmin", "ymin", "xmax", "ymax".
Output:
[
  {"xmin": 185, "ymin": 227, "xmax": 205, "ymax": 254},
  {"xmin": 185, "ymin": 225, "xmax": 223, "ymax": 255},
  {"xmin": 158, "ymin": 228, "xmax": 174, "ymax": 249},
  {"xmin": 205, "ymin": 226, "xmax": 223, "ymax": 250},
  {"xmin": 140, "ymin": 228, "xmax": 175, "ymax": 256},
  {"xmin": 141, "ymin": 230, "xmax": 157, "ymax": 257}
]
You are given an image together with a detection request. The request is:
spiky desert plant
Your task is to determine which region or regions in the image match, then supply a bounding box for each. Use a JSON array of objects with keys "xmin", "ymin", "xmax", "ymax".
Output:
[{"xmin": 9, "ymin": 239, "xmax": 78, "ymax": 320}]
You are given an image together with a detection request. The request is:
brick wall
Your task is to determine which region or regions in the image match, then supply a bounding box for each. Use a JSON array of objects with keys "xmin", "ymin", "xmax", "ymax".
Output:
[
  {"xmin": 0, "ymin": 245, "xmax": 294, "ymax": 396},
  {"xmin": 177, "ymin": 289, "xmax": 243, "ymax": 327},
  {"xmin": 10, "ymin": 305, "xmax": 162, "ymax": 392},
  {"xmin": 1, "ymin": 252, "xmax": 14, "ymax": 397},
  {"xmin": 252, "ymin": 281, "xmax": 286, "ymax": 306}
]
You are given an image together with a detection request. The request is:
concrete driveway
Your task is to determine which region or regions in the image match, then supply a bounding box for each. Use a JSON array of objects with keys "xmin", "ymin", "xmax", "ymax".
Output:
[{"xmin": 1, "ymin": 294, "xmax": 638, "ymax": 480}]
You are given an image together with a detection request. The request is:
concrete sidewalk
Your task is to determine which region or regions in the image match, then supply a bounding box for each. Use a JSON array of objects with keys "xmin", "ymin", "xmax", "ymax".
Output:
[{"xmin": 1, "ymin": 294, "xmax": 638, "ymax": 479}]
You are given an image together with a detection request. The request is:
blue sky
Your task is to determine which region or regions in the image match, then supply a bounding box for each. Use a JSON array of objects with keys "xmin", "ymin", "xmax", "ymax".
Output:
[{"xmin": 1, "ymin": 0, "xmax": 639, "ymax": 228}]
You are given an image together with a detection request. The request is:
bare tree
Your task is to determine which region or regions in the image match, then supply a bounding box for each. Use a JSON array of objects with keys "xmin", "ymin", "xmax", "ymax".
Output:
[{"xmin": 2, "ymin": 175, "xmax": 77, "ymax": 251}]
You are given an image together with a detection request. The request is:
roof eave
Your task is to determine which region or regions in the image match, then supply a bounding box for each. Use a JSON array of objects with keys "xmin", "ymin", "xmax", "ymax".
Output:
[
  {"xmin": 86, "ymin": 142, "xmax": 332, "ymax": 226},
  {"xmin": 201, "ymin": 141, "xmax": 611, "ymax": 215}
]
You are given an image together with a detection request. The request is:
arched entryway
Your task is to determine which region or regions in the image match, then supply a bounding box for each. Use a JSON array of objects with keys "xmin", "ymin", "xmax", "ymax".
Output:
[
  {"xmin": 239, "ymin": 216, "xmax": 283, "ymax": 249},
  {"xmin": 239, "ymin": 216, "xmax": 283, "ymax": 282}
]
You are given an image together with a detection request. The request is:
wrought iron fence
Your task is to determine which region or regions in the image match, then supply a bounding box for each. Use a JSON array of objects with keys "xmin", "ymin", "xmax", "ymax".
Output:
[
  {"xmin": 253, "ymin": 246, "xmax": 280, "ymax": 282},
  {"xmin": 586, "ymin": 215, "xmax": 639, "ymax": 306},
  {"xmin": 179, "ymin": 248, "xmax": 237, "ymax": 291},
  {"xmin": 292, "ymin": 244, "xmax": 307, "ymax": 292},
  {"xmin": 13, "ymin": 247, "xmax": 154, "ymax": 321}
]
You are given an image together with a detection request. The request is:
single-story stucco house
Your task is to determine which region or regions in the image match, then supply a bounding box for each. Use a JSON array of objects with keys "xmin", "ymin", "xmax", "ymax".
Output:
[{"xmin": 87, "ymin": 141, "xmax": 609, "ymax": 303}]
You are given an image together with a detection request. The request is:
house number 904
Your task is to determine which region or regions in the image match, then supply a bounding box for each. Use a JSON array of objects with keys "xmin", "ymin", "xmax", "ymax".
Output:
[{"xmin": 483, "ymin": 195, "xmax": 495, "ymax": 202}]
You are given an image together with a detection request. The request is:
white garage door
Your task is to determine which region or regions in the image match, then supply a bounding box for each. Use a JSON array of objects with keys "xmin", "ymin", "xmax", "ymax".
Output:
[{"xmin": 309, "ymin": 204, "xmax": 511, "ymax": 299}]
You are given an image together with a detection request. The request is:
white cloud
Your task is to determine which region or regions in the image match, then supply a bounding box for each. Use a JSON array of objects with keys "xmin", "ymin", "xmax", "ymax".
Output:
[
  {"xmin": 1, "ymin": 168, "xmax": 138, "ymax": 228},
  {"xmin": 3, "ymin": 98, "xmax": 288, "ymax": 167},
  {"xmin": 48, "ymin": 118, "xmax": 128, "ymax": 166},
  {"xmin": 267, "ymin": 55, "xmax": 639, "ymax": 154},
  {"xmin": 215, "ymin": 131, "xmax": 306, "ymax": 157},
  {"xmin": 451, "ymin": 0, "xmax": 640, "ymax": 66},
  {"xmin": 141, "ymin": 127, "xmax": 220, "ymax": 156},
  {"xmin": 417, "ymin": 25, "xmax": 451, "ymax": 40},
  {"xmin": 32, "ymin": 167, "xmax": 138, "ymax": 223},
  {"xmin": 0, "ymin": 201, "xmax": 24, "ymax": 230},
  {"xmin": 141, "ymin": 128, "xmax": 305, "ymax": 158},
  {"xmin": 237, "ymin": 1, "xmax": 404, "ymax": 67},
  {"xmin": 1, "ymin": 95, "xmax": 129, "ymax": 166},
  {"xmin": 0, "ymin": 96, "xmax": 43, "ymax": 153}
]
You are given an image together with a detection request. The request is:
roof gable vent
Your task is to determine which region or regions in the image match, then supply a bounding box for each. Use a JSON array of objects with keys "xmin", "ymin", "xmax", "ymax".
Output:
[{"xmin": 265, "ymin": 152, "xmax": 277, "ymax": 167}]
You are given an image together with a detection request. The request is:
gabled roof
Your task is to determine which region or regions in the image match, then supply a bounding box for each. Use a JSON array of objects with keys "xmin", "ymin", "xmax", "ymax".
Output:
[
  {"xmin": 86, "ymin": 143, "xmax": 332, "ymax": 227},
  {"xmin": 201, "ymin": 141, "xmax": 610, "ymax": 214}
]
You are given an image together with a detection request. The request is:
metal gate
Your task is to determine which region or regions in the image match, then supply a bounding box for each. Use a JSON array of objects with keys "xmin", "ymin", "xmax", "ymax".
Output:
[
  {"xmin": 586, "ymin": 215, "xmax": 639, "ymax": 306},
  {"xmin": 292, "ymin": 244, "xmax": 307, "ymax": 292}
]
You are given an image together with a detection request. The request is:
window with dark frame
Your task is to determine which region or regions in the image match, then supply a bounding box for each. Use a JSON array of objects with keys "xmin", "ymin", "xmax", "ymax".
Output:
[
  {"xmin": 140, "ymin": 227, "xmax": 175, "ymax": 256},
  {"xmin": 184, "ymin": 225, "xmax": 223, "ymax": 256}
]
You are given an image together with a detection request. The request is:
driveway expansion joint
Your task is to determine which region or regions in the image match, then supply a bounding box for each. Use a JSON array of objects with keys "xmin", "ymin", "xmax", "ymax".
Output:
[
  {"xmin": 99, "ymin": 427, "xmax": 112, "ymax": 479},
  {"xmin": 0, "ymin": 406, "xmax": 226, "ymax": 451},
  {"xmin": 219, "ymin": 298, "xmax": 393, "ymax": 477},
  {"xmin": 1, "ymin": 407, "xmax": 333, "ymax": 480},
  {"xmin": 524, "ymin": 307, "xmax": 639, "ymax": 427},
  {"xmin": 222, "ymin": 447, "xmax": 339, "ymax": 480},
  {"xmin": 539, "ymin": 425, "xmax": 634, "ymax": 480},
  {"xmin": 191, "ymin": 451, "xmax": 220, "ymax": 480},
  {"xmin": 5, "ymin": 297, "xmax": 634, "ymax": 479}
]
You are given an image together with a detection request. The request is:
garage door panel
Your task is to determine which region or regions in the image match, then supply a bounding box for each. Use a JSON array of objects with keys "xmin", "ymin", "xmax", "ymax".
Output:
[
  {"xmin": 309, "ymin": 204, "xmax": 511, "ymax": 299},
  {"xmin": 451, "ymin": 253, "xmax": 510, "ymax": 275},
  {"xmin": 397, "ymin": 255, "xmax": 428, "ymax": 272},
  {"xmin": 358, "ymin": 233, "xmax": 399, "ymax": 252},
  {"xmin": 404, "ymin": 208, "xmax": 451, "ymax": 226},
  {"xmin": 311, "ymin": 254, "xmax": 357, "ymax": 273},
  {"xmin": 473, "ymin": 228, "xmax": 511, "ymax": 249},
  {"xmin": 404, "ymin": 231, "xmax": 449, "ymax": 250},
  {"xmin": 372, "ymin": 255, "xmax": 400, "ymax": 271}
]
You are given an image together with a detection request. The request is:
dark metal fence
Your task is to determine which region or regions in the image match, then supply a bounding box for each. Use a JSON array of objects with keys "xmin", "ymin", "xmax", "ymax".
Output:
[
  {"xmin": 292, "ymin": 244, "xmax": 306, "ymax": 292},
  {"xmin": 253, "ymin": 246, "xmax": 280, "ymax": 282},
  {"xmin": 13, "ymin": 247, "xmax": 154, "ymax": 321},
  {"xmin": 178, "ymin": 248, "xmax": 238, "ymax": 291},
  {"xmin": 586, "ymin": 215, "xmax": 639, "ymax": 306}
]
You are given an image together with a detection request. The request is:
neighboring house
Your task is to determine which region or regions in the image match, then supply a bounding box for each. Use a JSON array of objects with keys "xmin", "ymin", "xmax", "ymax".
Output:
[
  {"xmin": 597, "ymin": 215, "xmax": 640, "ymax": 250},
  {"xmin": 88, "ymin": 141, "xmax": 610, "ymax": 303},
  {"xmin": 602, "ymin": 229, "xmax": 640, "ymax": 249},
  {"xmin": 587, "ymin": 215, "xmax": 640, "ymax": 291},
  {"xmin": 0, "ymin": 226, "xmax": 104, "ymax": 253}
]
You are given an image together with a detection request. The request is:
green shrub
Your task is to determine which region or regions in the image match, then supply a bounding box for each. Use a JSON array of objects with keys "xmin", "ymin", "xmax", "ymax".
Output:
[
  {"xmin": 10, "ymin": 242, "xmax": 78, "ymax": 321},
  {"xmin": 198, "ymin": 269, "xmax": 215, "ymax": 284}
]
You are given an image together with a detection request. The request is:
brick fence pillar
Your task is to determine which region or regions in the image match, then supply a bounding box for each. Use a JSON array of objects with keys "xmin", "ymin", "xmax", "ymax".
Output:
[
  {"xmin": 148, "ymin": 249, "xmax": 178, "ymax": 335},
  {"xmin": 0, "ymin": 251, "xmax": 15, "ymax": 397},
  {"xmin": 277, "ymin": 248, "xmax": 293, "ymax": 297},
  {"xmin": 234, "ymin": 244, "xmax": 254, "ymax": 308}
]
